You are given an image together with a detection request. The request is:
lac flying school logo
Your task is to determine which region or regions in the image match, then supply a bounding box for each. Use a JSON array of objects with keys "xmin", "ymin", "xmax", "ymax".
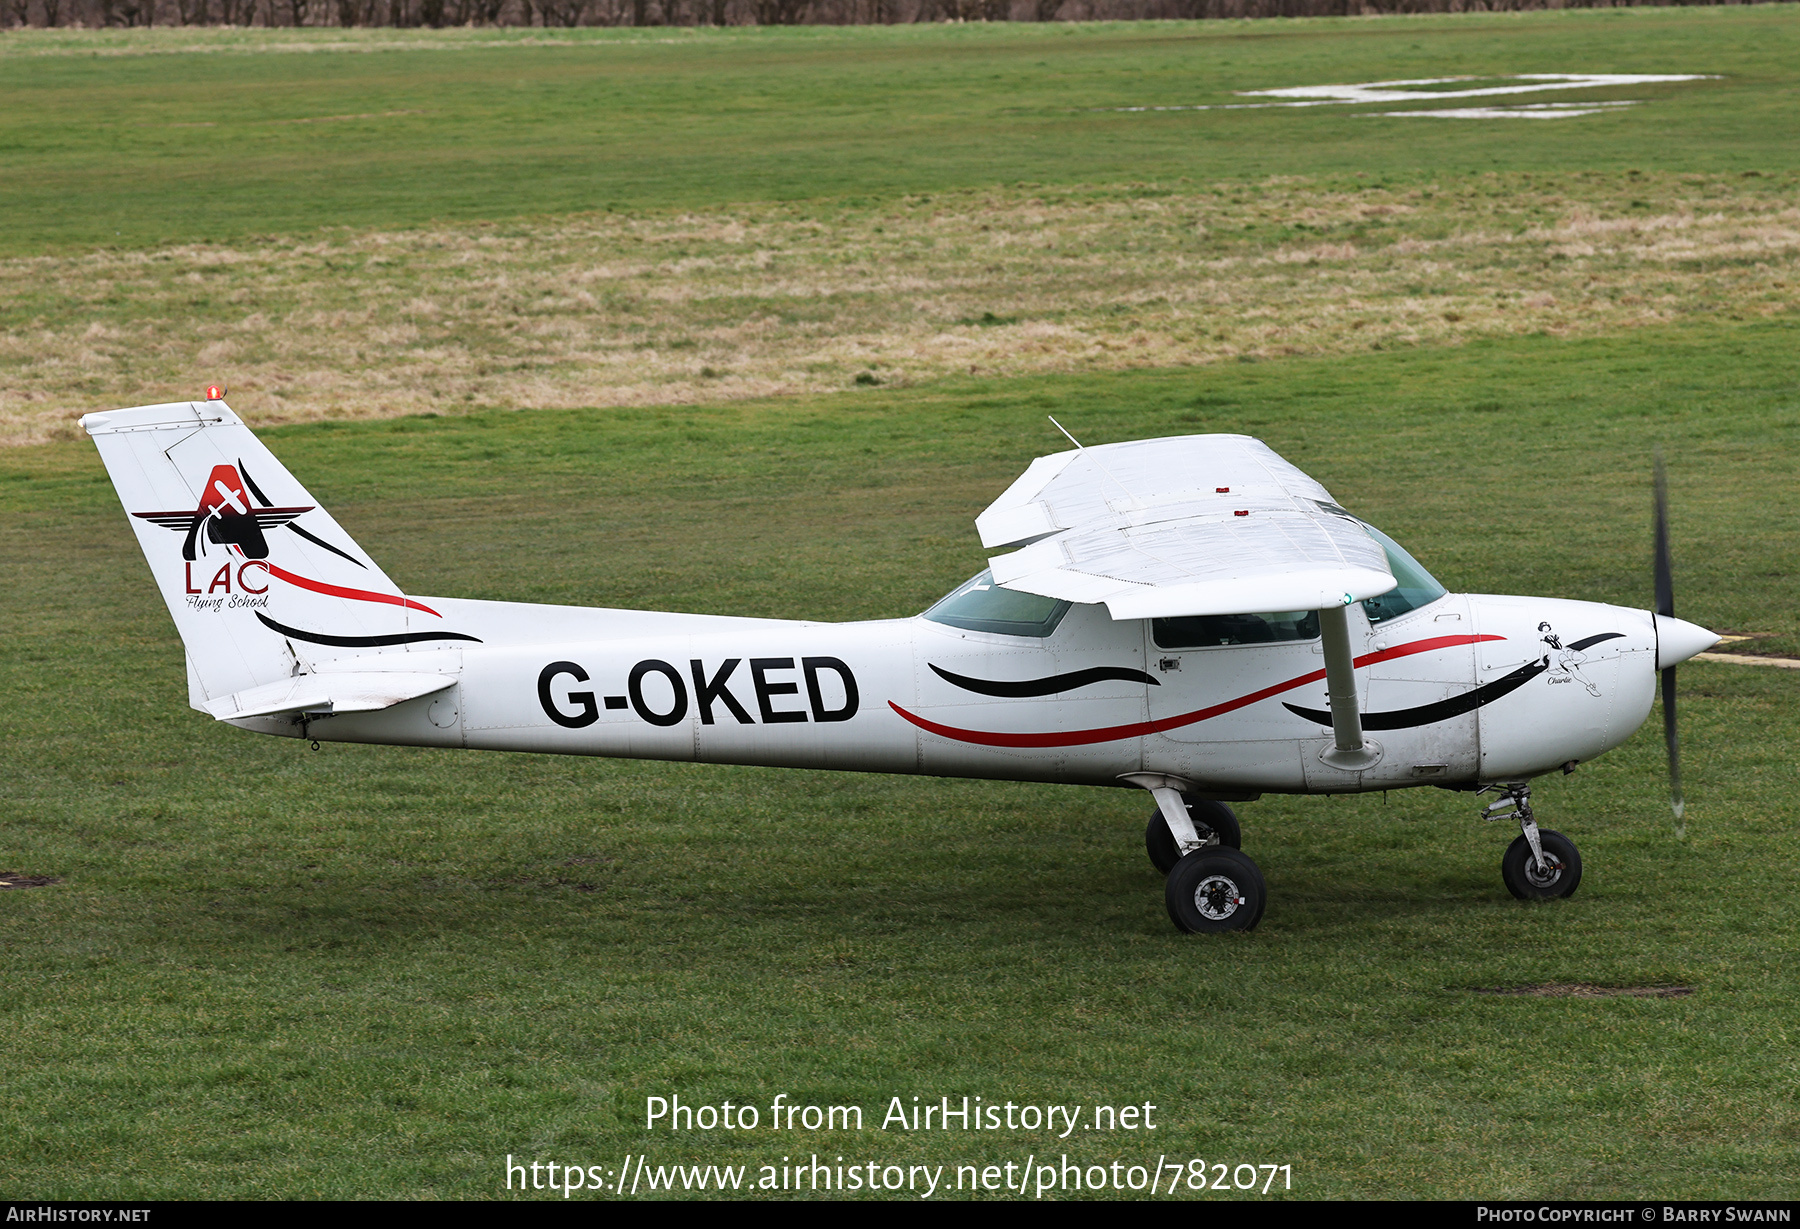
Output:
[
  {"xmin": 132, "ymin": 457, "xmax": 484, "ymax": 647},
  {"xmin": 133, "ymin": 462, "xmax": 312, "ymax": 562}
]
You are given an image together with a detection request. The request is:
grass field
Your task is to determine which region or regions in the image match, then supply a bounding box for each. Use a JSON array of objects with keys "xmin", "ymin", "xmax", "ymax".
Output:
[
  {"xmin": 3, "ymin": 9, "xmax": 1799, "ymax": 1201},
  {"xmin": 3, "ymin": 12, "xmax": 1797, "ymax": 254},
  {"xmin": 4, "ymin": 11, "xmax": 1797, "ymax": 442},
  {"xmin": 5, "ymin": 171, "xmax": 1797, "ymax": 443},
  {"xmin": 5, "ymin": 322, "xmax": 1800, "ymax": 1199}
]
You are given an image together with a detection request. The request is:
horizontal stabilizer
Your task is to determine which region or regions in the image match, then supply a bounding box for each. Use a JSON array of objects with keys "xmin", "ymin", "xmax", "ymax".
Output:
[{"xmin": 202, "ymin": 672, "xmax": 456, "ymax": 721}]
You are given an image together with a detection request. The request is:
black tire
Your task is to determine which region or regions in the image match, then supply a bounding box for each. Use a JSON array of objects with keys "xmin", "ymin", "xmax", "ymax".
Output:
[
  {"xmin": 1500, "ymin": 829, "xmax": 1583, "ymax": 901},
  {"xmin": 1146, "ymin": 797, "xmax": 1240, "ymax": 874},
  {"xmin": 1165, "ymin": 847, "xmax": 1266, "ymax": 933}
]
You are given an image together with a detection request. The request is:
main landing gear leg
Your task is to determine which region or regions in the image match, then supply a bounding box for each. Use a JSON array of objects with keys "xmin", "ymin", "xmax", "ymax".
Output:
[
  {"xmin": 1151, "ymin": 786, "xmax": 1204, "ymax": 857},
  {"xmin": 1482, "ymin": 782, "xmax": 1584, "ymax": 901},
  {"xmin": 1144, "ymin": 791, "xmax": 1242, "ymax": 875}
]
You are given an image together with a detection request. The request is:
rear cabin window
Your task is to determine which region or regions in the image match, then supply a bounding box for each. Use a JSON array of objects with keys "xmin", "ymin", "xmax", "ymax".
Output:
[
  {"xmin": 923, "ymin": 570, "xmax": 1072, "ymax": 639},
  {"xmin": 1152, "ymin": 611, "xmax": 1320, "ymax": 649}
]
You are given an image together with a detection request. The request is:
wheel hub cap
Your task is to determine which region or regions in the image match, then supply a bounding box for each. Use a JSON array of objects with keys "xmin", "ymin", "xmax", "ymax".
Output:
[
  {"xmin": 1525, "ymin": 855, "xmax": 1564, "ymax": 889},
  {"xmin": 1193, "ymin": 874, "xmax": 1243, "ymax": 921}
]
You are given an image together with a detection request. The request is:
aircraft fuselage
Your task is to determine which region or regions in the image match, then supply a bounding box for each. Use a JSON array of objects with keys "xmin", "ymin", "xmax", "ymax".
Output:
[{"xmin": 249, "ymin": 590, "xmax": 1660, "ymax": 796}]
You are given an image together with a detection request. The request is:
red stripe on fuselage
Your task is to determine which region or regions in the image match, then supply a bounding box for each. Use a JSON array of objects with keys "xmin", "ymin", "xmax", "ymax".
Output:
[
  {"xmin": 263, "ymin": 563, "xmax": 441, "ymax": 618},
  {"xmin": 889, "ymin": 633, "xmax": 1504, "ymax": 748}
]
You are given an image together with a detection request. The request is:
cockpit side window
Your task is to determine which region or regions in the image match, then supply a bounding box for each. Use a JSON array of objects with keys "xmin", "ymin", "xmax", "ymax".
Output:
[
  {"xmin": 923, "ymin": 569, "xmax": 1072, "ymax": 638},
  {"xmin": 1152, "ymin": 610, "xmax": 1320, "ymax": 649},
  {"xmin": 1359, "ymin": 523, "xmax": 1448, "ymax": 625}
]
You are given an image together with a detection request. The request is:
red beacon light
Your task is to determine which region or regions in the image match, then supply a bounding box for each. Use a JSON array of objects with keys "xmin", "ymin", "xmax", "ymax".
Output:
[{"xmin": 204, "ymin": 384, "xmax": 226, "ymax": 402}]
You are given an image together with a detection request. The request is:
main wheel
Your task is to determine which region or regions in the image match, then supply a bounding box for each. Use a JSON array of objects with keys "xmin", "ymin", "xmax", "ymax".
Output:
[
  {"xmin": 1165, "ymin": 847, "xmax": 1266, "ymax": 933},
  {"xmin": 1146, "ymin": 797, "xmax": 1240, "ymax": 874},
  {"xmin": 1500, "ymin": 829, "xmax": 1583, "ymax": 900}
]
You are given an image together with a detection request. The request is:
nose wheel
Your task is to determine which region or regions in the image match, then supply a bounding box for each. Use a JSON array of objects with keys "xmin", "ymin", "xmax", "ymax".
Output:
[
  {"xmin": 1483, "ymin": 783, "xmax": 1584, "ymax": 901},
  {"xmin": 1501, "ymin": 829, "xmax": 1583, "ymax": 900}
]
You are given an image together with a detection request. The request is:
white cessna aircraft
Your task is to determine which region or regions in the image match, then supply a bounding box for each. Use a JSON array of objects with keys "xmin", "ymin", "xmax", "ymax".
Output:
[{"xmin": 83, "ymin": 395, "xmax": 1719, "ymax": 933}]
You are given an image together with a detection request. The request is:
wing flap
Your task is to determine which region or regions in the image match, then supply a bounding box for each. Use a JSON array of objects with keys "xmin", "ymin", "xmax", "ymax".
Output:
[{"xmin": 202, "ymin": 671, "xmax": 456, "ymax": 721}]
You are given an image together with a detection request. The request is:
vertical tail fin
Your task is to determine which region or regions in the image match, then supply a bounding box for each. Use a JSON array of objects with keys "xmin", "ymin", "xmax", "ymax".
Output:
[{"xmin": 83, "ymin": 400, "xmax": 455, "ymax": 708}]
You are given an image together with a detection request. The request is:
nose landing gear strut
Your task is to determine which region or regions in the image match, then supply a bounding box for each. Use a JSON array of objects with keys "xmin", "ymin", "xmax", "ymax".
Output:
[{"xmin": 1481, "ymin": 783, "xmax": 1584, "ymax": 901}]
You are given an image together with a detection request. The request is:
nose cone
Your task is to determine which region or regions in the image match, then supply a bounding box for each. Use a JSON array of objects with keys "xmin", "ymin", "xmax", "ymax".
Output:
[{"xmin": 1655, "ymin": 615, "xmax": 1721, "ymax": 669}]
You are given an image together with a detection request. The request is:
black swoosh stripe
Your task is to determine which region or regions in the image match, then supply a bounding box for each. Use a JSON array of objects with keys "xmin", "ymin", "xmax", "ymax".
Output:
[
  {"xmin": 238, "ymin": 457, "xmax": 367, "ymax": 569},
  {"xmin": 1568, "ymin": 632, "xmax": 1626, "ymax": 651},
  {"xmin": 256, "ymin": 611, "xmax": 483, "ymax": 648},
  {"xmin": 929, "ymin": 662, "xmax": 1159, "ymax": 698},
  {"xmin": 237, "ymin": 458, "xmax": 275, "ymax": 507},
  {"xmin": 287, "ymin": 522, "xmax": 368, "ymax": 569},
  {"xmin": 1283, "ymin": 660, "xmax": 1550, "ymax": 731}
]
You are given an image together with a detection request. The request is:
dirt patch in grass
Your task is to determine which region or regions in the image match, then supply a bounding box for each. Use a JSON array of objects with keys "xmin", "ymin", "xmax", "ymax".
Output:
[
  {"xmin": 4, "ymin": 171, "xmax": 1796, "ymax": 445},
  {"xmin": 1467, "ymin": 983, "xmax": 1695, "ymax": 998}
]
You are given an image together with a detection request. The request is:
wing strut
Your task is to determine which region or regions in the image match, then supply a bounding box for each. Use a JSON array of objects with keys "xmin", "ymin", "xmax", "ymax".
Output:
[{"xmin": 1317, "ymin": 604, "xmax": 1381, "ymax": 771}]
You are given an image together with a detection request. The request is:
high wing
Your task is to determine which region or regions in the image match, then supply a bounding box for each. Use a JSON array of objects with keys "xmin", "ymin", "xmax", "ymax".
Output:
[{"xmin": 976, "ymin": 434, "xmax": 1395, "ymax": 620}]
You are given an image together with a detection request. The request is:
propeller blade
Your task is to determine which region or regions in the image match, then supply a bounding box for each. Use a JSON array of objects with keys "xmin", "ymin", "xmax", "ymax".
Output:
[
  {"xmin": 1654, "ymin": 451, "xmax": 1684, "ymax": 835},
  {"xmin": 1654, "ymin": 449, "xmax": 1674, "ymax": 619},
  {"xmin": 1663, "ymin": 664, "xmax": 1683, "ymax": 832}
]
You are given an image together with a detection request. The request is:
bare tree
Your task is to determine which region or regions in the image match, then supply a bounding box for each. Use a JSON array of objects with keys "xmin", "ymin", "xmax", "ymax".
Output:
[
  {"xmin": 537, "ymin": 0, "xmax": 585, "ymax": 23},
  {"xmin": 16, "ymin": 0, "xmax": 1779, "ymax": 31},
  {"xmin": 752, "ymin": 0, "xmax": 806, "ymax": 21}
]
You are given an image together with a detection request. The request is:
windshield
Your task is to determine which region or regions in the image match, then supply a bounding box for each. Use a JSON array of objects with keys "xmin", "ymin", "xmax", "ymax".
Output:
[
  {"xmin": 923, "ymin": 570, "xmax": 1072, "ymax": 638},
  {"xmin": 1360, "ymin": 523, "xmax": 1448, "ymax": 624}
]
